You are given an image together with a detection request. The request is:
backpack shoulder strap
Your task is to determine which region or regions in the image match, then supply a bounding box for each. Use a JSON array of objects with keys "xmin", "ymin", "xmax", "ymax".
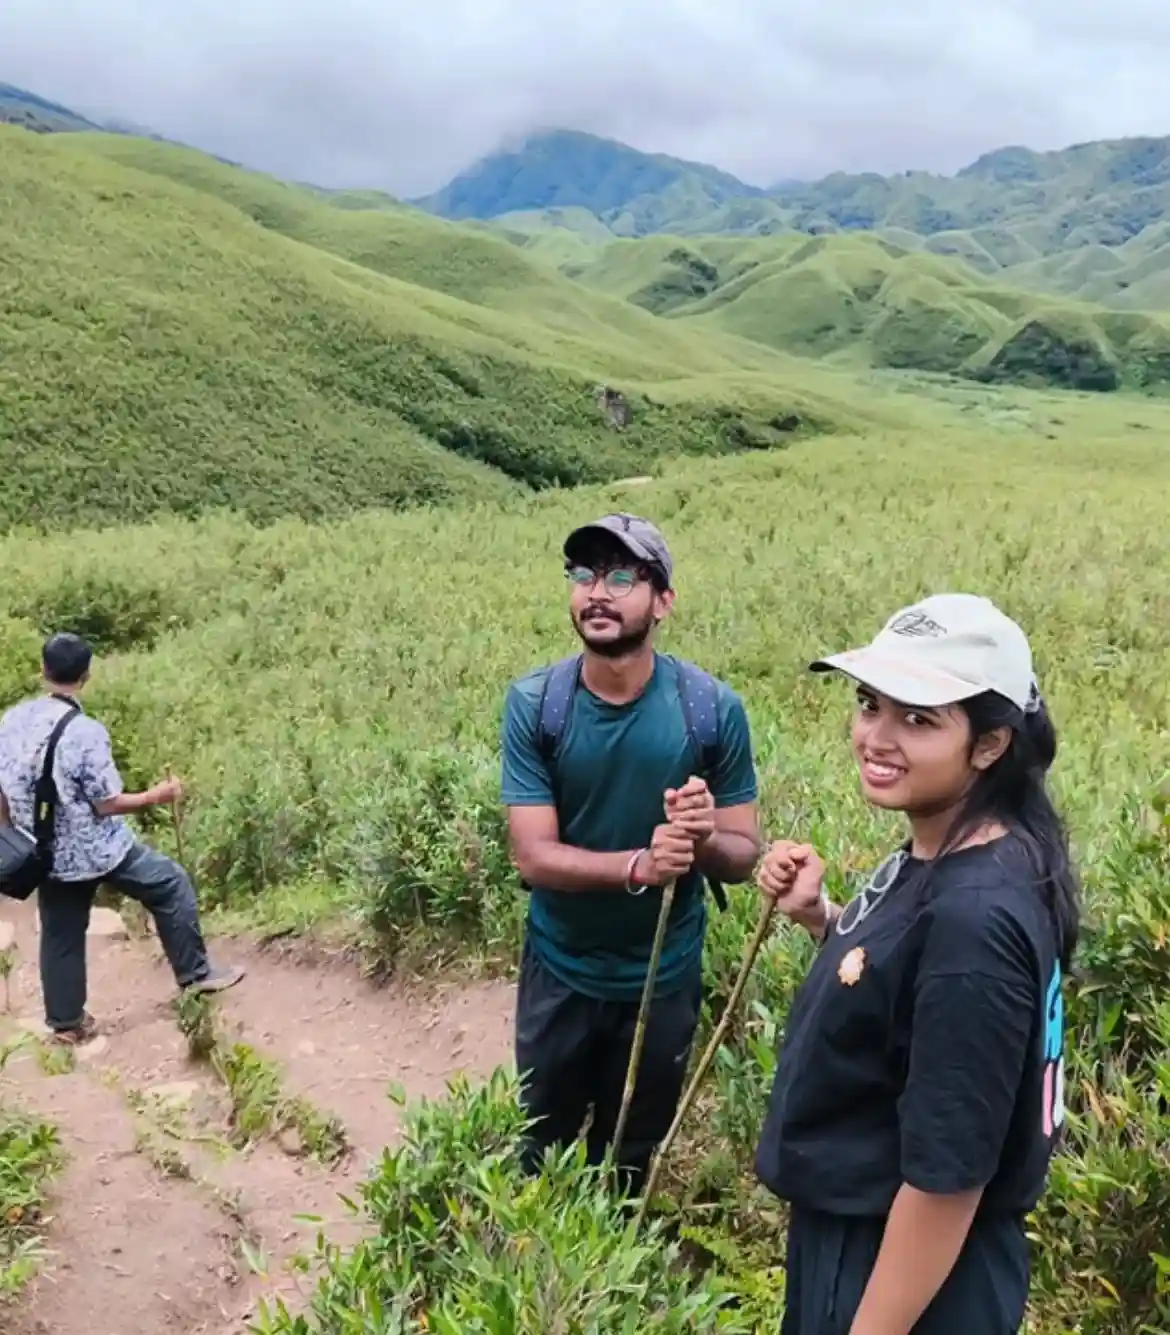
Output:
[
  {"xmin": 669, "ymin": 657, "xmax": 730, "ymax": 913},
  {"xmin": 672, "ymin": 657, "xmax": 722, "ymax": 776},
  {"xmin": 534, "ymin": 654, "xmax": 583, "ymax": 770},
  {"xmin": 33, "ymin": 702, "xmax": 81, "ymax": 860}
]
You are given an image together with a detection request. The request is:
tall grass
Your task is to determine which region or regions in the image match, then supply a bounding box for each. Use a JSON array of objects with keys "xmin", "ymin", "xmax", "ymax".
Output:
[
  {"xmin": 0, "ymin": 422, "xmax": 1167, "ymax": 1330},
  {"xmin": 0, "ymin": 1040, "xmax": 63, "ymax": 1302}
]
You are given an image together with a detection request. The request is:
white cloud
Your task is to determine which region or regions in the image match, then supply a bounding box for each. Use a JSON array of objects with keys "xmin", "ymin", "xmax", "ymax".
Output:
[{"xmin": 3, "ymin": 0, "xmax": 1170, "ymax": 196}]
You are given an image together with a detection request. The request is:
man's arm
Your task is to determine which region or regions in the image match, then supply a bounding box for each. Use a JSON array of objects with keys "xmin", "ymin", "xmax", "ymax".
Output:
[
  {"xmin": 499, "ymin": 680, "xmax": 631, "ymax": 892},
  {"xmin": 74, "ymin": 721, "xmax": 178, "ymax": 817},
  {"xmin": 693, "ymin": 801, "xmax": 761, "ymax": 883},
  {"xmin": 500, "ymin": 681, "xmax": 691, "ymax": 893},
  {"xmin": 506, "ymin": 805, "xmax": 647, "ymax": 893},
  {"xmin": 93, "ymin": 786, "xmax": 175, "ymax": 817}
]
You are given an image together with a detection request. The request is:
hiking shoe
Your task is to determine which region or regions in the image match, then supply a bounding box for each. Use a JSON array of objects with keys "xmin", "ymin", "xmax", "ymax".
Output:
[
  {"xmin": 186, "ymin": 964, "xmax": 245, "ymax": 995},
  {"xmin": 48, "ymin": 1011, "xmax": 99, "ymax": 1046}
]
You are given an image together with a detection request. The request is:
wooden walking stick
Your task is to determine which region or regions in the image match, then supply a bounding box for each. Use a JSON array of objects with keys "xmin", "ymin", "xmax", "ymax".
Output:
[
  {"xmin": 611, "ymin": 876, "xmax": 677, "ymax": 1166},
  {"xmin": 166, "ymin": 765, "xmax": 194, "ymax": 892},
  {"xmin": 634, "ymin": 892, "xmax": 779, "ymax": 1229}
]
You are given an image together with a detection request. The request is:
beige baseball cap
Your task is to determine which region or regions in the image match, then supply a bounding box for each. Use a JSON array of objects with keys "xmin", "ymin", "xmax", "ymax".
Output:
[{"xmin": 810, "ymin": 593, "xmax": 1038, "ymax": 713}]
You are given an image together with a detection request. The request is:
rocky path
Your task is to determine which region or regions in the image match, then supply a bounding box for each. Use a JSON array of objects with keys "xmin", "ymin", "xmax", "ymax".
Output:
[{"xmin": 0, "ymin": 895, "xmax": 515, "ymax": 1335}]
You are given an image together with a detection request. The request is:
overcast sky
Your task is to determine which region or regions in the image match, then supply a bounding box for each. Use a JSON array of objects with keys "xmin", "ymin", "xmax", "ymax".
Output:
[{"xmin": 5, "ymin": 0, "xmax": 1170, "ymax": 198}]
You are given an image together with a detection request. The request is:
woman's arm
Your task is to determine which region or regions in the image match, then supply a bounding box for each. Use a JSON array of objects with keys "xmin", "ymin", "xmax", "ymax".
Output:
[
  {"xmin": 849, "ymin": 1185, "xmax": 983, "ymax": 1334},
  {"xmin": 849, "ymin": 900, "xmax": 1039, "ymax": 1334}
]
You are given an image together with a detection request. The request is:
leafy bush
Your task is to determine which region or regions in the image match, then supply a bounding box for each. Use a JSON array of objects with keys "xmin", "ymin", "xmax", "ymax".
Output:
[
  {"xmin": 1, "ymin": 1041, "xmax": 63, "ymax": 1302},
  {"xmin": 0, "ymin": 617, "xmax": 44, "ymax": 711},
  {"xmin": 12, "ymin": 571, "xmax": 186, "ymax": 653},
  {"xmin": 252, "ymin": 1069, "xmax": 780, "ymax": 1334}
]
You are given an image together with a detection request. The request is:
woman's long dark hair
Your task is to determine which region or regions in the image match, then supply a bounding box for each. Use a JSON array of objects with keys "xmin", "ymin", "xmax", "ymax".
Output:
[{"xmin": 931, "ymin": 689, "xmax": 1081, "ymax": 969}]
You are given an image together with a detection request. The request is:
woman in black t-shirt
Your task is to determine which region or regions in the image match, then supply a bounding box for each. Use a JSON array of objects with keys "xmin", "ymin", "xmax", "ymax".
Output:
[{"xmin": 754, "ymin": 593, "xmax": 1080, "ymax": 1335}]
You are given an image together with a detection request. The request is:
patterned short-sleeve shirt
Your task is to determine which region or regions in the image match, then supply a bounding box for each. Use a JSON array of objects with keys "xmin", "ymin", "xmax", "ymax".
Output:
[{"xmin": 0, "ymin": 695, "xmax": 135, "ymax": 882}]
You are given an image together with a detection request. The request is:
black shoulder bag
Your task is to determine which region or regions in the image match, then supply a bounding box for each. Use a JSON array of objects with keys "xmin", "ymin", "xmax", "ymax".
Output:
[{"xmin": 0, "ymin": 701, "xmax": 81, "ymax": 901}]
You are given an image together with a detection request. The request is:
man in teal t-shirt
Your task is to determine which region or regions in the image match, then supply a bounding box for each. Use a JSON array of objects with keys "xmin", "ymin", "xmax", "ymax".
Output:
[{"xmin": 500, "ymin": 512, "xmax": 761, "ymax": 1190}]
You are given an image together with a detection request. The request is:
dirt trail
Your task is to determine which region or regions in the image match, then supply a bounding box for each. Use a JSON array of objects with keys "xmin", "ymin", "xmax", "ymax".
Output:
[{"xmin": 0, "ymin": 895, "xmax": 515, "ymax": 1335}]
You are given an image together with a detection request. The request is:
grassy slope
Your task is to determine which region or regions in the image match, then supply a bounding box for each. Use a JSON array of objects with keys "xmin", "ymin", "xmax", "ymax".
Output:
[
  {"xmin": 561, "ymin": 230, "xmax": 1170, "ymax": 389},
  {"xmin": 0, "ymin": 83, "xmax": 103, "ymax": 134},
  {"xmin": 0, "ymin": 395, "xmax": 1167, "ymax": 1329},
  {"xmin": 1, "ymin": 128, "xmax": 910, "ymax": 533},
  {"xmin": 478, "ymin": 133, "xmax": 1170, "ymax": 312}
]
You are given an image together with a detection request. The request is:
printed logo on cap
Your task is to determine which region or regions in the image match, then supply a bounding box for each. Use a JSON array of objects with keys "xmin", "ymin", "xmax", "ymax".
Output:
[{"xmin": 888, "ymin": 610, "xmax": 947, "ymax": 639}]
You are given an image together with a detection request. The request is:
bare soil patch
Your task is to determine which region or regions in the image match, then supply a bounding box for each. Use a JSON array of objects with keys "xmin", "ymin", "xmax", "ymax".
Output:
[{"xmin": 0, "ymin": 895, "xmax": 516, "ymax": 1335}]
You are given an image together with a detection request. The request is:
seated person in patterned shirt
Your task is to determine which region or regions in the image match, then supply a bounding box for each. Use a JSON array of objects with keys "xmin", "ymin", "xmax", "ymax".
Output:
[{"xmin": 0, "ymin": 633, "xmax": 244, "ymax": 1045}]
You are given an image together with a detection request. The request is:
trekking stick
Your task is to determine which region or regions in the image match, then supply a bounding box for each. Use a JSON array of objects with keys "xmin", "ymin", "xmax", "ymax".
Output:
[
  {"xmin": 166, "ymin": 766, "xmax": 191, "ymax": 888},
  {"xmin": 634, "ymin": 892, "xmax": 779, "ymax": 1229},
  {"xmin": 611, "ymin": 876, "xmax": 677, "ymax": 1166}
]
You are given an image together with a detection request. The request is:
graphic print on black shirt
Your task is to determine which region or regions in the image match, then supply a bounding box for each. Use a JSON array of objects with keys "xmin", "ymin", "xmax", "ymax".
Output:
[{"xmin": 755, "ymin": 833, "xmax": 1065, "ymax": 1218}]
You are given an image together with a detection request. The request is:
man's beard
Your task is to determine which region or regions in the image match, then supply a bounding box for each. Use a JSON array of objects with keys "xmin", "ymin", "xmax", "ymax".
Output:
[{"xmin": 571, "ymin": 607, "xmax": 654, "ymax": 658}]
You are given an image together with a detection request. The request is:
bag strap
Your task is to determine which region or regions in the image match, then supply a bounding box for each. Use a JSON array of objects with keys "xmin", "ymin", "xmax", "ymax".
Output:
[
  {"xmin": 671, "ymin": 657, "xmax": 728, "ymax": 913},
  {"xmin": 672, "ymin": 657, "xmax": 721, "ymax": 775},
  {"xmin": 534, "ymin": 654, "xmax": 584, "ymax": 776},
  {"xmin": 534, "ymin": 652, "xmax": 731, "ymax": 913},
  {"xmin": 33, "ymin": 701, "xmax": 81, "ymax": 864}
]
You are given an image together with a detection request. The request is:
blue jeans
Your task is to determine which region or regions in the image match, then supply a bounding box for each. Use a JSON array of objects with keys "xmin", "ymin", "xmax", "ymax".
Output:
[{"xmin": 38, "ymin": 842, "xmax": 211, "ymax": 1030}]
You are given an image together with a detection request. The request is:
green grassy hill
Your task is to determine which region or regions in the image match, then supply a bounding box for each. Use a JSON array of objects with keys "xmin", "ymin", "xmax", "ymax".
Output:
[
  {"xmin": 0, "ymin": 127, "xmax": 907, "ymax": 534},
  {"xmin": 561, "ymin": 230, "xmax": 1170, "ymax": 390},
  {"xmin": 0, "ymin": 82, "xmax": 104, "ymax": 134},
  {"xmin": 424, "ymin": 128, "xmax": 1170, "ymax": 258},
  {"xmin": 430, "ymin": 129, "xmax": 1170, "ymax": 314},
  {"xmin": 1, "ymin": 410, "xmax": 1168, "ymax": 1333},
  {"xmin": 8, "ymin": 117, "xmax": 1170, "ymax": 544},
  {"xmin": 15, "ymin": 78, "xmax": 1170, "ymax": 316}
]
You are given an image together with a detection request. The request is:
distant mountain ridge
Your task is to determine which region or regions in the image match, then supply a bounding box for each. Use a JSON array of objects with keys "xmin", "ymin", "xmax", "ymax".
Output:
[
  {"xmin": 9, "ymin": 77, "xmax": 1170, "ymax": 313},
  {"xmin": 410, "ymin": 127, "xmax": 767, "ymax": 222},
  {"xmin": 0, "ymin": 82, "xmax": 106, "ymax": 134},
  {"xmin": 0, "ymin": 82, "xmax": 244, "ymax": 165},
  {"xmin": 414, "ymin": 128, "xmax": 1170, "ymax": 265},
  {"xmin": 9, "ymin": 76, "xmax": 1170, "ymax": 263}
]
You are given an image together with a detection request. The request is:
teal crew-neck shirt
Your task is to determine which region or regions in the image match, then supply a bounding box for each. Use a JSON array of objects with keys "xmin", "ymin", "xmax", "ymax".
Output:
[{"xmin": 500, "ymin": 652, "xmax": 758, "ymax": 1002}]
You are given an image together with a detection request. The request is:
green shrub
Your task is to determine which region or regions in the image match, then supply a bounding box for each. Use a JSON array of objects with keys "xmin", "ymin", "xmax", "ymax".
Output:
[
  {"xmin": 0, "ymin": 617, "xmax": 44, "ymax": 711},
  {"xmin": 1, "ymin": 1042, "xmax": 63, "ymax": 1302},
  {"xmin": 252, "ymin": 1069, "xmax": 776, "ymax": 1334},
  {"xmin": 12, "ymin": 571, "xmax": 185, "ymax": 653}
]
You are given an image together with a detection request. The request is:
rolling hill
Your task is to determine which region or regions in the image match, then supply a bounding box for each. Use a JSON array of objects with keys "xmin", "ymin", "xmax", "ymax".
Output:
[
  {"xmin": 0, "ymin": 125, "xmax": 900, "ymax": 535},
  {"xmin": 7, "ymin": 100, "xmax": 1170, "ymax": 546},
  {"xmin": 563, "ymin": 231, "xmax": 1170, "ymax": 390},
  {"xmin": 0, "ymin": 82, "xmax": 105, "ymax": 134},
  {"xmin": 420, "ymin": 128, "xmax": 1170, "ymax": 256},
  {"xmin": 423, "ymin": 130, "xmax": 1170, "ymax": 312},
  {"xmin": 13, "ymin": 77, "xmax": 1170, "ymax": 314}
]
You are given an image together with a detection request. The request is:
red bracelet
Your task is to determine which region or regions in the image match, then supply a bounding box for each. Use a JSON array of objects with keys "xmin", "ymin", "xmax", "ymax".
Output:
[{"xmin": 625, "ymin": 848, "xmax": 649, "ymax": 895}]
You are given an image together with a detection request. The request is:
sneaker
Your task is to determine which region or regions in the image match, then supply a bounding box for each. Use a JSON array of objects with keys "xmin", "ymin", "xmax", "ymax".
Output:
[
  {"xmin": 185, "ymin": 964, "xmax": 245, "ymax": 995},
  {"xmin": 49, "ymin": 1011, "xmax": 99, "ymax": 1046}
]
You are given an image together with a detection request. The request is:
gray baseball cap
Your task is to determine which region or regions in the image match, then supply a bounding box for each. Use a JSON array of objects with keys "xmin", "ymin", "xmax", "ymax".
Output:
[{"xmin": 563, "ymin": 512, "xmax": 674, "ymax": 588}]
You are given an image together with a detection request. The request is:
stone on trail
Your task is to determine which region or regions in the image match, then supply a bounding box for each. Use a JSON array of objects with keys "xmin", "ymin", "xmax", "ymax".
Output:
[
  {"xmin": 30, "ymin": 905, "xmax": 129, "ymax": 940},
  {"xmin": 87, "ymin": 907, "xmax": 130, "ymax": 941},
  {"xmin": 0, "ymin": 919, "xmax": 16, "ymax": 952},
  {"xmin": 146, "ymin": 1081, "xmax": 201, "ymax": 1109}
]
